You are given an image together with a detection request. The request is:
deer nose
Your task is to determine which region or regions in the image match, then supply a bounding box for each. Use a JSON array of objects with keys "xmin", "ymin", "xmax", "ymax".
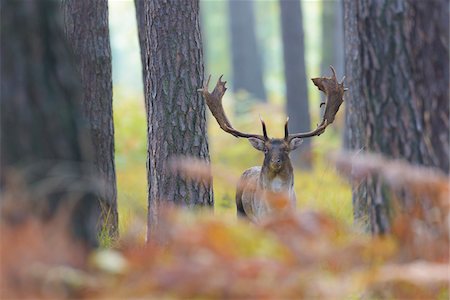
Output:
[{"xmin": 271, "ymin": 158, "xmax": 281, "ymax": 164}]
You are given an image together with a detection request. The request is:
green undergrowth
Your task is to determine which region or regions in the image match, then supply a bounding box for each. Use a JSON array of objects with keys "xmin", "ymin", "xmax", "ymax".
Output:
[{"xmin": 113, "ymin": 93, "xmax": 352, "ymax": 238}]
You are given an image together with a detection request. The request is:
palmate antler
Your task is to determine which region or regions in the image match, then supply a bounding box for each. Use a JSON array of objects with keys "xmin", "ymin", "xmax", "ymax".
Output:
[
  {"xmin": 199, "ymin": 66, "xmax": 346, "ymax": 142},
  {"xmin": 285, "ymin": 66, "xmax": 347, "ymax": 141},
  {"xmin": 197, "ymin": 75, "xmax": 268, "ymax": 141}
]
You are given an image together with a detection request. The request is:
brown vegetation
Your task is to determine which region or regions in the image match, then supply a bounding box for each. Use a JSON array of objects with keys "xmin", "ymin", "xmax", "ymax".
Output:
[{"xmin": 1, "ymin": 153, "xmax": 448, "ymax": 299}]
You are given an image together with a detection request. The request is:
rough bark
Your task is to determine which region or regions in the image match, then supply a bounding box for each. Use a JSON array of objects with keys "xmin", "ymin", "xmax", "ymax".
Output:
[
  {"xmin": 134, "ymin": 0, "xmax": 147, "ymax": 104},
  {"xmin": 279, "ymin": 0, "xmax": 311, "ymax": 169},
  {"xmin": 0, "ymin": 0, "xmax": 101, "ymax": 246},
  {"xmin": 228, "ymin": 0, "xmax": 266, "ymax": 101},
  {"xmin": 343, "ymin": 0, "xmax": 449, "ymax": 234},
  {"xmin": 135, "ymin": 0, "xmax": 213, "ymax": 241},
  {"xmin": 63, "ymin": 0, "xmax": 118, "ymax": 238}
]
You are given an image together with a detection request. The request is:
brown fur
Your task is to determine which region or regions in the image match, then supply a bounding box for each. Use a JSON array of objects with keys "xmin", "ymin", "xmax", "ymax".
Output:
[{"xmin": 236, "ymin": 139, "xmax": 296, "ymax": 222}]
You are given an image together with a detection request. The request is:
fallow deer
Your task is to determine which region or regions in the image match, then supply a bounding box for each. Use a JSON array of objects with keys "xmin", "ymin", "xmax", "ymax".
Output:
[{"xmin": 198, "ymin": 66, "xmax": 347, "ymax": 223}]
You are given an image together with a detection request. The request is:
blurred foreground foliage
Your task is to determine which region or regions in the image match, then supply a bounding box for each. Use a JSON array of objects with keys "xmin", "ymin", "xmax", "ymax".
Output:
[
  {"xmin": 1, "ymin": 96, "xmax": 448, "ymax": 299},
  {"xmin": 1, "ymin": 174, "xmax": 447, "ymax": 298}
]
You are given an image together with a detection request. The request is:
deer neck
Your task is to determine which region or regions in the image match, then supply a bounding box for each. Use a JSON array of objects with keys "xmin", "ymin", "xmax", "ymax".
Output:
[{"xmin": 259, "ymin": 163, "xmax": 294, "ymax": 193}]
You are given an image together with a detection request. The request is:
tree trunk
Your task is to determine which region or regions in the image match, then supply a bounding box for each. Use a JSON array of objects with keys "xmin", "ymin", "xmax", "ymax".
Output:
[
  {"xmin": 0, "ymin": 0, "xmax": 101, "ymax": 246},
  {"xmin": 321, "ymin": 0, "xmax": 344, "ymax": 79},
  {"xmin": 134, "ymin": 0, "xmax": 147, "ymax": 104},
  {"xmin": 343, "ymin": 0, "xmax": 449, "ymax": 234},
  {"xmin": 135, "ymin": 0, "xmax": 214, "ymax": 241},
  {"xmin": 63, "ymin": 0, "xmax": 118, "ymax": 238},
  {"xmin": 228, "ymin": 0, "xmax": 266, "ymax": 101},
  {"xmin": 279, "ymin": 0, "xmax": 311, "ymax": 169},
  {"xmin": 321, "ymin": 0, "xmax": 345, "ymax": 144}
]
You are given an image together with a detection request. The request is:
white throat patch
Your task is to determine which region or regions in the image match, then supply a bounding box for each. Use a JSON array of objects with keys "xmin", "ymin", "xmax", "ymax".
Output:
[{"xmin": 270, "ymin": 177, "xmax": 285, "ymax": 192}]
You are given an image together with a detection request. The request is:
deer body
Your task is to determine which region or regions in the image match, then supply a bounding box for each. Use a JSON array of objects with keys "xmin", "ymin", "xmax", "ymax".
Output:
[
  {"xmin": 236, "ymin": 139, "xmax": 299, "ymax": 222},
  {"xmin": 236, "ymin": 167, "xmax": 296, "ymax": 222},
  {"xmin": 199, "ymin": 67, "xmax": 346, "ymax": 223}
]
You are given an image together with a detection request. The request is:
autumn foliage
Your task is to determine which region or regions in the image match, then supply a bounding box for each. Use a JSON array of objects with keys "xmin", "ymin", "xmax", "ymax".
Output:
[{"xmin": 1, "ymin": 153, "xmax": 448, "ymax": 299}]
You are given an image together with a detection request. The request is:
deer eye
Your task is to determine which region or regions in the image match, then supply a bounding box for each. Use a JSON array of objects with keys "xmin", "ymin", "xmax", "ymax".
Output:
[{"xmin": 263, "ymin": 148, "xmax": 268, "ymax": 154}]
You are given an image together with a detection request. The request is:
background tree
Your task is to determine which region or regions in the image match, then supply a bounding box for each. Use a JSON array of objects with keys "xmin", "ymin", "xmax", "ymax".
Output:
[
  {"xmin": 63, "ymin": 0, "xmax": 118, "ymax": 238},
  {"xmin": 343, "ymin": 0, "xmax": 449, "ymax": 233},
  {"xmin": 279, "ymin": 0, "xmax": 311, "ymax": 169},
  {"xmin": 320, "ymin": 0, "xmax": 344, "ymax": 80},
  {"xmin": 228, "ymin": 0, "xmax": 266, "ymax": 101},
  {"xmin": 135, "ymin": 0, "xmax": 213, "ymax": 241},
  {"xmin": 1, "ymin": 0, "xmax": 101, "ymax": 246},
  {"xmin": 321, "ymin": 0, "xmax": 344, "ymax": 145}
]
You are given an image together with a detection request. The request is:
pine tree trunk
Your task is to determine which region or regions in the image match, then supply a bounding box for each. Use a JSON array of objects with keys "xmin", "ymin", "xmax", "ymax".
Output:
[
  {"xmin": 343, "ymin": 0, "xmax": 449, "ymax": 233},
  {"xmin": 228, "ymin": 0, "xmax": 266, "ymax": 101},
  {"xmin": 135, "ymin": 0, "xmax": 213, "ymax": 241},
  {"xmin": 1, "ymin": 0, "xmax": 101, "ymax": 246},
  {"xmin": 279, "ymin": 0, "xmax": 311, "ymax": 169},
  {"xmin": 135, "ymin": 0, "xmax": 147, "ymax": 103},
  {"xmin": 63, "ymin": 0, "xmax": 118, "ymax": 238}
]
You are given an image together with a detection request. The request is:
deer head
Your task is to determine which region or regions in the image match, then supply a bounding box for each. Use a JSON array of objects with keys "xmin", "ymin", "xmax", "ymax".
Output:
[{"xmin": 244, "ymin": 121, "xmax": 302, "ymax": 176}]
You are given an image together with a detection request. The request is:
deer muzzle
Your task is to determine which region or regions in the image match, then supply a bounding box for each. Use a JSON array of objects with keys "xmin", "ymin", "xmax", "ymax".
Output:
[{"xmin": 270, "ymin": 158, "xmax": 282, "ymax": 171}]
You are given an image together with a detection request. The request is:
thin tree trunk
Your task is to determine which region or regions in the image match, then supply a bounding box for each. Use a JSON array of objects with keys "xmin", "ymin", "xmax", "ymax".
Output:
[
  {"xmin": 279, "ymin": 0, "xmax": 311, "ymax": 169},
  {"xmin": 63, "ymin": 0, "xmax": 118, "ymax": 238},
  {"xmin": 321, "ymin": 0, "xmax": 344, "ymax": 78},
  {"xmin": 228, "ymin": 0, "xmax": 266, "ymax": 101},
  {"xmin": 135, "ymin": 0, "xmax": 213, "ymax": 241},
  {"xmin": 321, "ymin": 0, "xmax": 344, "ymax": 134},
  {"xmin": 343, "ymin": 0, "xmax": 449, "ymax": 233},
  {"xmin": 135, "ymin": 0, "xmax": 147, "ymax": 106},
  {"xmin": 333, "ymin": 0, "xmax": 344, "ymax": 78},
  {"xmin": 1, "ymin": 0, "xmax": 101, "ymax": 246}
]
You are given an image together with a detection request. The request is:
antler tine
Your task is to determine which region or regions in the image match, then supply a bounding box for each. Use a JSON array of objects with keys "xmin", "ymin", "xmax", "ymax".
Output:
[
  {"xmin": 206, "ymin": 74, "xmax": 211, "ymax": 88},
  {"xmin": 284, "ymin": 117, "xmax": 289, "ymax": 140},
  {"xmin": 259, "ymin": 115, "xmax": 269, "ymax": 140},
  {"xmin": 330, "ymin": 65, "xmax": 337, "ymax": 80},
  {"xmin": 199, "ymin": 75, "xmax": 266, "ymax": 141},
  {"xmin": 197, "ymin": 74, "xmax": 211, "ymax": 92},
  {"xmin": 288, "ymin": 66, "xmax": 346, "ymax": 141}
]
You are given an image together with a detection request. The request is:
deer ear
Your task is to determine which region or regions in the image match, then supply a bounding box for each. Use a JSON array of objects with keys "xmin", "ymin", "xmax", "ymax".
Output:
[
  {"xmin": 248, "ymin": 138, "xmax": 265, "ymax": 151},
  {"xmin": 289, "ymin": 138, "xmax": 303, "ymax": 150}
]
